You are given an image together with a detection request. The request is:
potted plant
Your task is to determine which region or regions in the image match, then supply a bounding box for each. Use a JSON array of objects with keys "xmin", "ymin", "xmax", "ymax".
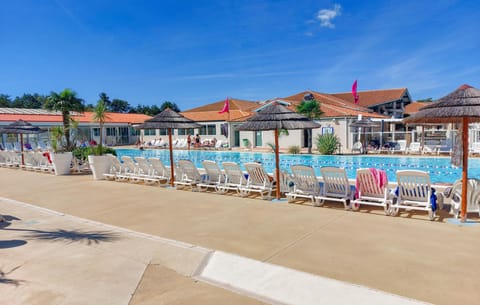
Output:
[
  {"xmin": 44, "ymin": 89, "xmax": 85, "ymax": 175},
  {"xmin": 49, "ymin": 126, "xmax": 73, "ymax": 175},
  {"xmin": 88, "ymin": 94, "xmax": 113, "ymax": 180}
]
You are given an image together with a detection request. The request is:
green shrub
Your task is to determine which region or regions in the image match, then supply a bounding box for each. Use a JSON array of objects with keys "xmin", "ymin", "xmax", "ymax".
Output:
[
  {"xmin": 72, "ymin": 146, "xmax": 116, "ymax": 160},
  {"xmin": 316, "ymin": 134, "xmax": 340, "ymax": 155},
  {"xmin": 288, "ymin": 145, "xmax": 300, "ymax": 154}
]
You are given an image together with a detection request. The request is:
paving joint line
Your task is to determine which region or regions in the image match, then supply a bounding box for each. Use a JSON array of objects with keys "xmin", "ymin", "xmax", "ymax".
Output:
[{"xmin": 262, "ymin": 211, "xmax": 348, "ymax": 263}]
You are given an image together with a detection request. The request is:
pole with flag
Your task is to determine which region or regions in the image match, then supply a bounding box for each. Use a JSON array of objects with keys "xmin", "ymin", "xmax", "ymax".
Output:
[
  {"xmin": 352, "ymin": 80, "xmax": 361, "ymax": 146},
  {"xmin": 219, "ymin": 96, "xmax": 230, "ymax": 121},
  {"xmin": 352, "ymin": 80, "xmax": 359, "ymax": 105}
]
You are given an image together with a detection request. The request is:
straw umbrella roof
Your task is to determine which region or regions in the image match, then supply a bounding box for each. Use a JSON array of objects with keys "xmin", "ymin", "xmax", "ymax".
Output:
[
  {"xmin": 349, "ymin": 118, "xmax": 380, "ymax": 128},
  {"xmin": 236, "ymin": 103, "xmax": 321, "ymax": 131},
  {"xmin": 135, "ymin": 108, "xmax": 201, "ymax": 188},
  {"xmin": 404, "ymin": 84, "xmax": 480, "ymax": 124},
  {"xmin": 136, "ymin": 108, "xmax": 202, "ymax": 129},
  {"xmin": 0, "ymin": 119, "xmax": 45, "ymax": 134},
  {"xmin": 403, "ymin": 84, "xmax": 480, "ymax": 222}
]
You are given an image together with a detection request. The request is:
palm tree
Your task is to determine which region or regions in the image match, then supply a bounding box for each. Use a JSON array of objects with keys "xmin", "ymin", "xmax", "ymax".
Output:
[
  {"xmin": 98, "ymin": 92, "xmax": 111, "ymax": 110},
  {"xmin": 160, "ymin": 101, "xmax": 180, "ymax": 112},
  {"xmin": 296, "ymin": 99, "xmax": 324, "ymax": 154},
  {"xmin": 92, "ymin": 95, "xmax": 110, "ymax": 153},
  {"xmin": 44, "ymin": 89, "xmax": 85, "ymax": 151}
]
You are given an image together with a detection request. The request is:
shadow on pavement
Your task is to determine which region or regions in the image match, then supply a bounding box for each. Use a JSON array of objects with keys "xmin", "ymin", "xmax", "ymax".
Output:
[
  {"xmin": 0, "ymin": 266, "xmax": 24, "ymax": 286},
  {"xmin": 3, "ymin": 228, "xmax": 121, "ymax": 245},
  {"xmin": 0, "ymin": 239, "xmax": 27, "ymax": 249},
  {"xmin": 0, "ymin": 215, "xmax": 21, "ymax": 229}
]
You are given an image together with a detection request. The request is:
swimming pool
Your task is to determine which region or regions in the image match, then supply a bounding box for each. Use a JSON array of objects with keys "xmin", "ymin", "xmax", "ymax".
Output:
[{"xmin": 115, "ymin": 148, "xmax": 480, "ymax": 183}]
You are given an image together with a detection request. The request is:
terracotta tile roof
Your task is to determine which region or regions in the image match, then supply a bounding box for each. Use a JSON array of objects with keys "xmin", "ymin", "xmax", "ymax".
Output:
[
  {"xmin": 181, "ymin": 98, "xmax": 259, "ymax": 122},
  {"xmin": 330, "ymin": 88, "xmax": 408, "ymax": 107},
  {"xmin": 0, "ymin": 111, "xmax": 151, "ymax": 124},
  {"xmin": 404, "ymin": 101, "xmax": 432, "ymax": 115},
  {"xmin": 282, "ymin": 91, "xmax": 387, "ymax": 119}
]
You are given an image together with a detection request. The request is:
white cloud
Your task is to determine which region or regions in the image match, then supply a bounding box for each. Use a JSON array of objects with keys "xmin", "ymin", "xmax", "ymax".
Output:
[{"xmin": 317, "ymin": 4, "xmax": 342, "ymax": 28}]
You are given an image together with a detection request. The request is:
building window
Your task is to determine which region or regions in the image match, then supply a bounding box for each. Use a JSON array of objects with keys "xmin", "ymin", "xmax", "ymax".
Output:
[
  {"xmin": 178, "ymin": 128, "xmax": 195, "ymax": 136},
  {"xmin": 92, "ymin": 128, "xmax": 100, "ymax": 137},
  {"xmin": 144, "ymin": 129, "xmax": 156, "ymax": 136},
  {"xmin": 130, "ymin": 128, "xmax": 140, "ymax": 136},
  {"xmin": 199, "ymin": 124, "xmax": 216, "ymax": 135},
  {"xmin": 207, "ymin": 125, "xmax": 216, "ymax": 135},
  {"xmin": 159, "ymin": 128, "xmax": 167, "ymax": 136},
  {"xmin": 106, "ymin": 127, "xmax": 116, "ymax": 136}
]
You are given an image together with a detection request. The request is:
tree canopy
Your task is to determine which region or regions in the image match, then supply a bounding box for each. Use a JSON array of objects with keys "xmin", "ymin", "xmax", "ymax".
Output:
[
  {"xmin": 0, "ymin": 90, "xmax": 180, "ymax": 116},
  {"xmin": 44, "ymin": 88, "xmax": 85, "ymax": 151},
  {"xmin": 296, "ymin": 99, "xmax": 324, "ymax": 154}
]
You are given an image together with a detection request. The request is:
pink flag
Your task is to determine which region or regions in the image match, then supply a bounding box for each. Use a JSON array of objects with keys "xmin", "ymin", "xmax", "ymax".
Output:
[
  {"xmin": 352, "ymin": 80, "xmax": 359, "ymax": 104},
  {"xmin": 219, "ymin": 97, "xmax": 229, "ymax": 114}
]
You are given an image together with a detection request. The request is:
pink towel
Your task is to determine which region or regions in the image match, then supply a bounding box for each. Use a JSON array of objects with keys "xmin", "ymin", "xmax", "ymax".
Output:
[
  {"xmin": 355, "ymin": 168, "xmax": 388, "ymax": 199},
  {"xmin": 369, "ymin": 168, "xmax": 388, "ymax": 189}
]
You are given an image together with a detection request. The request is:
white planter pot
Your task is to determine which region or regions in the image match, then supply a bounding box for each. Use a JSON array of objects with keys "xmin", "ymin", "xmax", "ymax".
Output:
[
  {"xmin": 51, "ymin": 152, "xmax": 73, "ymax": 176},
  {"xmin": 88, "ymin": 155, "xmax": 111, "ymax": 180}
]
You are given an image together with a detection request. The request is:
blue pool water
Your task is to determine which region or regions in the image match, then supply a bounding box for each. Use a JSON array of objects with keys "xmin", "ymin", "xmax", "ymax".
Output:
[{"xmin": 115, "ymin": 148, "xmax": 480, "ymax": 183}]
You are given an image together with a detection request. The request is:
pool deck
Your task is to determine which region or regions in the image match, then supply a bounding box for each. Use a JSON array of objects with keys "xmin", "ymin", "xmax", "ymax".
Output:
[{"xmin": 1, "ymin": 168, "xmax": 480, "ymax": 305}]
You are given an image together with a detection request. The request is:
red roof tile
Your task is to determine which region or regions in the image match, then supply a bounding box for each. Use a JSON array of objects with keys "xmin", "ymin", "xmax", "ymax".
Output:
[
  {"xmin": 330, "ymin": 88, "xmax": 408, "ymax": 107},
  {"xmin": 181, "ymin": 98, "xmax": 259, "ymax": 122},
  {"xmin": 0, "ymin": 112, "xmax": 151, "ymax": 124},
  {"xmin": 282, "ymin": 91, "xmax": 387, "ymax": 119},
  {"xmin": 404, "ymin": 101, "xmax": 432, "ymax": 115}
]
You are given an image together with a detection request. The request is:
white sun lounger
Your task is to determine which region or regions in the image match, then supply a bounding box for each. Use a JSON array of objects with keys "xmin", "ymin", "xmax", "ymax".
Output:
[
  {"xmin": 198, "ymin": 160, "xmax": 226, "ymax": 192},
  {"xmin": 316, "ymin": 167, "xmax": 353, "ymax": 209},
  {"xmin": 242, "ymin": 162, "xmax": 276, "ymax": 200},
  {"xmin": 446, "ymin": 178, "xmax": 480, "ymax": 218},
  {"xmin": 118, "ymin": 156, "xmax": 139, "ymax": 182},
  {"xmin": 134, "ymin": 157, "xmax": 162, "ymax": 185},
  {"xmin": 174, "ymin": 159, "xmax": 206, "ymax": 191},
  {"xmin": 148, "ymin": 158, "xmax": 171, "ymax": 185},
  {"xmin": 220, "ymin": 162, "xmax": 248, "ymax": 194},
  {"xmin": 103, "ymin": 155, "xmax": 122, "ymax": 180},
  {"xmin": 286, "ymin": 165, "xmax": 321, "ymax": 205},
  {"xmin": 351, "ymin": 168, "xmax": 392, "ymax": 214},
  {"xmin": 391, "ymin": 170, "xmax": 436, "ymax": 220}
]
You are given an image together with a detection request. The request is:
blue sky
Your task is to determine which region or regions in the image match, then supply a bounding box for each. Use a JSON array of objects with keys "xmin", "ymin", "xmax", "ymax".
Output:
[{"xmin": 1, "ymin": 0, "xmax": 479, "ymax": 110}]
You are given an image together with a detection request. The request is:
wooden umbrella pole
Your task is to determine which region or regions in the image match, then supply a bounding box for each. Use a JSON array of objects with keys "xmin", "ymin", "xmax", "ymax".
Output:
[
  {"xmin": 20, "ymin": 134, "xmax": 25, "ymax": 166},
  {"xmin": 168, "ymin": 128, "xmax": 175, "ymax": 187},
  {"xmin": 274, "ymin": 128, "xmax": 281, "ymax": 200},
  {"xmin": 461, "ymin": 117, "xmax": 469, "ymax": 221}
]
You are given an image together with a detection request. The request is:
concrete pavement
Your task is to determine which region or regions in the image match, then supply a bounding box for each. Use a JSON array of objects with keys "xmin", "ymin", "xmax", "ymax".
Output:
[{"xmin": 1, "ymin": 168, "xmax": 479, "ymax": 305}]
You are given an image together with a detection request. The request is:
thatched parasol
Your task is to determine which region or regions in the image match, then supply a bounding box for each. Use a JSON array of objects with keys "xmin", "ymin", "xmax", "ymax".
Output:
[
  {"xmin": 349, "ymin": 118, "xmax": 380, "ymax": 153},
  {"xmin": 404, "ymin": 84, "xmax": 480, "ymax": 221},
  {"xmin": 236, "ymin": 102, "xmax": 321, "ymax": 200},
  {"xmin": 136, "ymin": 108, "xmax": 202, "ymax": 187},
  {"xmin": 0, "ymin": 119, "xmax": 46, "ymax": 165}
]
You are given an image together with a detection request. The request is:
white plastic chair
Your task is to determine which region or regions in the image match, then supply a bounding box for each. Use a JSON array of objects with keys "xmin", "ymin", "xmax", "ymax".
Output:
[
  {"xmin": 407, "ymin": 142, "xmax": 421, "ymax": 154},
  {"xmin": 351, "ymin": 168, "xmax": 392, "ymax": 215},
  {"xmin": 174, "ymin": 159, "xmax": 205, "ymax": 191},
  {"xmin": 198, "ymin": 160, "xmax": 226, "ymax": 192},
  {"xmin": 391, "ymin": 170, "xmax": 436, "ymax": 220},
  {"xmin": 446, "ymin": 178, "xmax": 480, "ymax": 218},
  {"xmin": 242, "ymin": 162, "xmax": 276, "ymax": 200},
  {"xmin": 316, "ymin": 167, "xmax": 353, "ymax": 209},
  {"xmin": 148, "ymin": 158, "xmax": 171, "ymax": 185},
  {"xmin": 221, "ymin": 162, "xmax": 248, "ymax": 194},
  {"xmin": 134, "ymin": 157, "xmax": 161, "ymax": 185},
  {"xmin": 103, "ymin": 155, "xmax": 122, "ymax": 181},
  {"xmin": 286, "ymin": 165, "xmax": 321, "ymax": 205},
  {"xmin": 351, "ymin": 142, "xmax": 363, "ymax": 154},
  {"xmin": 118, "ymin": 156, "xmax": 139, "ymax": 182}
]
